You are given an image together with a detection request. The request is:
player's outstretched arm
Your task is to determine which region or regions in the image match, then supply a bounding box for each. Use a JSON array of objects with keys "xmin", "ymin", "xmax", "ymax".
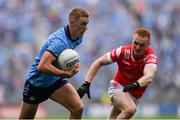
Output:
[
  {"xmin": 137, "ymin": 64, "xmax": 157, "ymax": 87},
  {"xmin": 77, "ymin": 54, "xmax": 112, "ymax": 99},
  {"xmin": 123, "ymin": 64, "xmax": 157, "ymax": 92}
]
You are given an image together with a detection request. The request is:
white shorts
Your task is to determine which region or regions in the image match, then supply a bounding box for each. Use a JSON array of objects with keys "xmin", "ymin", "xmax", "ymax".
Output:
[{"xmin": 108, "ymin": 80, "xmax": 139, "ymax": 105}]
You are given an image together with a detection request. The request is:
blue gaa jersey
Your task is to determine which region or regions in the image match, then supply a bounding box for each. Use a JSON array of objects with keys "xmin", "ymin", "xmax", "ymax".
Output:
[{"xmin": 26, "ymin": 25, "xmax": 82, "ymax": 87}]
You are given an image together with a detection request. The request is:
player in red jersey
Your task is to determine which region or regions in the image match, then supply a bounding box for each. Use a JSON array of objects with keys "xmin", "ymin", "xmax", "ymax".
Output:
[{"xmin": 77, "ymin": 28, "xmax": 158, "ymax": 119}]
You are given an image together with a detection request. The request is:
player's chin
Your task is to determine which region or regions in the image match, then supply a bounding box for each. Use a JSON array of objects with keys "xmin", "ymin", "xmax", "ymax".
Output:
[{"xmin": 135, "ymin": 51, "xmax": 143, "ymax": 56}]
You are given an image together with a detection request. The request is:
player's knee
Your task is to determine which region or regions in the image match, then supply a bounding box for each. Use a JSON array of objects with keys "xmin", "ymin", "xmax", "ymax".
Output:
[
  {"xmin": 77, "ymin": 102, "xmax": 84, "ymax": 113},
  {"xmin": 124, "ymin": 106, "xmax": 136, "ymax": 116},
  {"xmin": 71, "ymin": 102, "xmax": 84, "ymax": 114}
]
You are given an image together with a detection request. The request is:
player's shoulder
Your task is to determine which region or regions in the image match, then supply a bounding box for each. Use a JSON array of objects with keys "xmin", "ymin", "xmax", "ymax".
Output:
[
  {"xmin": 57, "ymin": 27, "xmax": 66, "ymax": 35},
  {"xmin": 116, "ymin": 45, "xmax": 132, "ymax": 59},
  {"xmin": 120, "ymin": 44, "xmax": 132, "ymax": 53},
  {"xmin": 111, "ymin": 45, "xmax": 131, "ymax": 55},
  {"xmin": 48, "ymin": 27, "xmax": 65, "ymax": 39},
  {"xmin": 145, "ymin": 47, "xmax": 157, "ymax": 57},
  {"xmin": 144, "ymin": 47, "xmax": 158, "ymax": 62},
  {"xmin": 121, "ymin": 44, "xmax": 132, "ymax": 49},
  {"xmin": 47, "ymin": 27, "xmax": 67, "ymax": 43}
]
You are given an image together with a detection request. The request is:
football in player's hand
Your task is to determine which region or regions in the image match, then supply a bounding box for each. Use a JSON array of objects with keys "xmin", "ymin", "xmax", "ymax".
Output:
[{"xmin": 58, "ymin": 49, "xmax": 80, "ymax": 71}]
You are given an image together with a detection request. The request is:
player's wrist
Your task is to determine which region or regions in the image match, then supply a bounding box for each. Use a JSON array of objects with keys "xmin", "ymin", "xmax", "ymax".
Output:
[
  {"xmin": 83, "ymin": 81, "xmax": 91, "ymax": 86},
  {"xmin": 133, "ymin": 81, "xmax": 140, "ymax": 88}
]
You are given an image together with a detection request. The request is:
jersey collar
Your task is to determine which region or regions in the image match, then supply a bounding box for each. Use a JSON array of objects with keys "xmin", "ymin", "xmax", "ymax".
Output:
[
  {"xmin": 64, "ymin": 25, "xmax": 79, "ymax": 42},
  {"xmin": 131, "ymin": 46, "xmax": 147, "ymax": 62}
]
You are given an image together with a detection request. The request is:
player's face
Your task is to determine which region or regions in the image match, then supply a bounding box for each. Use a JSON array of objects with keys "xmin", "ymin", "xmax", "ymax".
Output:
[
  {"xmin": 72, "ymin": 16, "xmax": 89, "ymax": 37},
  {"xmin": 132, "ymin": 33, "xmax": 150, "ymax": 56}
]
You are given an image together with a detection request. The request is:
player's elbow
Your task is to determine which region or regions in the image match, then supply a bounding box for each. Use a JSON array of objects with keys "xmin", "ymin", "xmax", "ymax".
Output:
[{"xmin": 38, "ymin": 64, "xmax": 46, "ymax": 72}]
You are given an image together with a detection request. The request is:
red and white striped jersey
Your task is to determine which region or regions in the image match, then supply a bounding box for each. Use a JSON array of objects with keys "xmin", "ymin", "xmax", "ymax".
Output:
[{"xmin": 106, "ymin": 45, "xmax": 158, "ymax": 99}]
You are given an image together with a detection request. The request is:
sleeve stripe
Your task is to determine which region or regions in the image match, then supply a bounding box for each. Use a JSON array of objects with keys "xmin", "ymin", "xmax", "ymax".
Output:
[
  {"xmin": 116, "ymin": 46, "xmax": 122, "ymax": 58},
  {"xmin": 144, "ymin": 54, "xmax": 158, "ymax": 61},
  {"xmin": 106, "ymin": 52, "xmax": 113, "ymax": 63},
  {"xmin": 46, "ymin": 50, "xmax": 58, "ymax": 58},
  {"xmin": 114, "ymin": 49, "xmax": 118, "ymax": 61},
  {"xmin": 107, "ymin": 46, "xmax": 122, "ymax": 62},
  {"xmin": 145, "ymin": 63, "xmax": 157, "ymax": 68}
]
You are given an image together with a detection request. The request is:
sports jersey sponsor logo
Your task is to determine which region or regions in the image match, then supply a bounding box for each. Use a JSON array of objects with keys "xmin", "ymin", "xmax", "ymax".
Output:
[{"xmin": 124, "ymin": 49, "xmax": 130, "ymax": 59}]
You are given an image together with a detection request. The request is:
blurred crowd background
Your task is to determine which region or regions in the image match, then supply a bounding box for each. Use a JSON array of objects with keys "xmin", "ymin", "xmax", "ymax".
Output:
[{"xmin": 0, "ymin": 0, "xmax": 180, "ymax": 118}]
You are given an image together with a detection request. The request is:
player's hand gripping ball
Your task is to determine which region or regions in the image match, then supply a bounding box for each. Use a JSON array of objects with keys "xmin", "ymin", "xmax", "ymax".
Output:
[{"xmin": 58, "ymin": 49, "xmax": 80, "ymax": 71}]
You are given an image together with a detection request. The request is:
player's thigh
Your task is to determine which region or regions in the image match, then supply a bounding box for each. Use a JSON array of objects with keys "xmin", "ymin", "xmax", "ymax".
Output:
[
  {"xmin": 19, "ymin": 101, "xmax": 38, "ymax": 118},
  {"xmin": 111, "ymin": 92, "xmax": 136, "ymax": 111},
  {"xmin": 49, "ymin": 83, "xmax": 83, "ymax": 111}
]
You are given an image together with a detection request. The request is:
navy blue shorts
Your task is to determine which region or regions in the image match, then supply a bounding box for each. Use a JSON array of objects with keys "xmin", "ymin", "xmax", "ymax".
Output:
[{"xmin": 23, "ymin": 79, "xmax": 68, "ymax": 104}]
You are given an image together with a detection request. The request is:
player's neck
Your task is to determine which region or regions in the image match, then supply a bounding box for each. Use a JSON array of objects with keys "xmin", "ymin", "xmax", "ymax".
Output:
[
  {"xmin": 68, "ymin": 25, "xmax": 79, "ymax": 41},
  {"xmin": 132, "ymin": 52, "xmax": 143, "ymax": 61}
]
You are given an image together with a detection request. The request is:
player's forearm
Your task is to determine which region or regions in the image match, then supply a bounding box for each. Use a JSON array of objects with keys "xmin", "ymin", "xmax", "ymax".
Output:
[
  {"xmin": 138, "ymin": 74, "xmax": 154, "ymax": 87},
  {"xmin": 138, "ymin": 65, "xmax": 157, "ymax": 87},
  {"xmin": 85, "ymin": 55, "xmax": 111, "ymax": 84},
  {"xmin": 85, "ymin": 61, "xmax": 101, "ymax": 83},
  {"xmin": 38, "ymin": 64, "xmax": 66, "ymax": 77}
]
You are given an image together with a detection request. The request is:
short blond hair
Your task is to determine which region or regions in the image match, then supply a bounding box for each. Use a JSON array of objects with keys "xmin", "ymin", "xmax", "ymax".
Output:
[
  {"xmin": 135, "ymin": 28, "xmax": 151, "ymax": 40},
  {"xmin": 69, "ymin": 8, "xmax": 89, "ymax": 20}
]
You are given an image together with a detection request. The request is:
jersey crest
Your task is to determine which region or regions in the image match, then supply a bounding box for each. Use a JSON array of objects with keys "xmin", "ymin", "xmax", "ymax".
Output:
[{"xmin": 124, "ymin": 49, "xmax": 131, "ymax": 59}]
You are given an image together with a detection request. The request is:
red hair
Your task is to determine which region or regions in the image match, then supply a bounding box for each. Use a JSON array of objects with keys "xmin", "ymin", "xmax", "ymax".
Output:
[{"xmin": 135, "ymin": 28, "xmax": 151, "ymax": 40}]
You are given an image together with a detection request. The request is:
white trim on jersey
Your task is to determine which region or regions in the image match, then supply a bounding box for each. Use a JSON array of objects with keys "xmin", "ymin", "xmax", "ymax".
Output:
[
  {"xmin": 144, "ymin": 63, "xmax": 157, "ymax": 68},
  {"xmin": 116, "ymin": 46, "xmax": 122, "ymax": 58},
  {"xmin": 131, "ymin": 49, "xmax": 136, "ymax": 62},
  {"xmin": 106, "ymin": 46, "xmax": 122, "ymax": 63},
  {"xmin": 144, "ymin": 54, "xmax": 158, "ymax": 62},
  {"xmin": 106, "ymin": 52, "xmax": 112, "ymax": 63}
]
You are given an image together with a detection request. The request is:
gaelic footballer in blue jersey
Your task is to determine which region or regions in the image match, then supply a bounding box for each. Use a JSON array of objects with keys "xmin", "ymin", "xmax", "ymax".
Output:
[{"xmin": 19, "ymin": 8, "xmax": 89, "ymax": 119}]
